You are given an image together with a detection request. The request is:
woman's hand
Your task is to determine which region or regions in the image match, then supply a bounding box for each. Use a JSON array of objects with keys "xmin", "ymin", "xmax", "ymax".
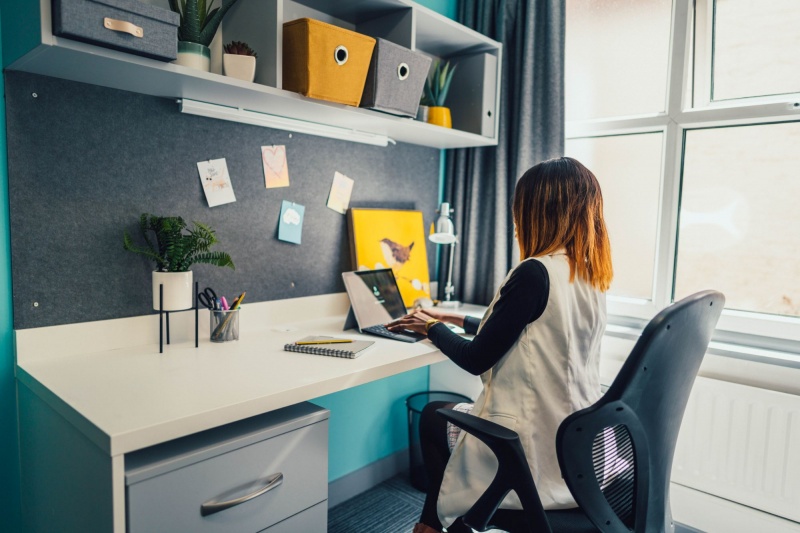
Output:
[{"xmin": 386, "ymin": 311, "xmax": 437, "ymax": 336}]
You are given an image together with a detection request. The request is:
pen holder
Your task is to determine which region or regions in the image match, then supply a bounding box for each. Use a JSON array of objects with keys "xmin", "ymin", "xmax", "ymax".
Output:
[{"xmin": 210, "ymin": 309, "xmax": 240, "ymax": 343}]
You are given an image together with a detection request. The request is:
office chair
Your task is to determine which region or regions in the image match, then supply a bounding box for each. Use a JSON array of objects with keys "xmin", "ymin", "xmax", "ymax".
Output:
[{"xmin": 438, "ymin": 290, "xmax": 724, "ymax": 533}]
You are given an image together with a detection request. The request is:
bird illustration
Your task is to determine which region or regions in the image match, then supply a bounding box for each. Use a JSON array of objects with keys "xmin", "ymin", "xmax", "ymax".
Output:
[{"xmin": 380, "ymin": 238, "xmax": 414, "ymax": 268}]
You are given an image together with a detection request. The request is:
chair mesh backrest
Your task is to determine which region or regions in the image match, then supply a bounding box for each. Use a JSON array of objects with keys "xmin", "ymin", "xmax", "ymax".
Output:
[
  {"xmin": 557, "ymin": 290, "xmax": 724, "ymax": 533},
  {"xmin": 593, "ymin": 424, "xmax": 635, "ymax": 529}
]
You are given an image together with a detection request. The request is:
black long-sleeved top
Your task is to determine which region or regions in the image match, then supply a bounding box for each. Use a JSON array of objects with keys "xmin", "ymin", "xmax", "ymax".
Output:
[{"xmin": 427, "ymin": 259, "xmax": 550, "ymax": 375}]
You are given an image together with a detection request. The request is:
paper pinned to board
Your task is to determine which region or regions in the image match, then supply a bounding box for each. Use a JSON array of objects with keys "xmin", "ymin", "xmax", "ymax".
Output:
[
  {"xmin": 262, "ymin": 145, "xmax": 291, "ymax": 188},
  {"xmin": 278, "ymin": 200, "xmax": 305, "ymax": 244},
  {"xmin": 197, "ymin": 158, "xmax": 236, "ymax": 207},
  {"xmin": 326, "ymin": 171, "xmax": 354, "ymax": 214}
]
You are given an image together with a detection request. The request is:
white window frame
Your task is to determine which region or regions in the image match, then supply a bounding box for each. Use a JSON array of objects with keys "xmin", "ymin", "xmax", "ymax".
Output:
[{"xmin": 566, "ymin": 0, "xmax": 800, "ymax": 358}]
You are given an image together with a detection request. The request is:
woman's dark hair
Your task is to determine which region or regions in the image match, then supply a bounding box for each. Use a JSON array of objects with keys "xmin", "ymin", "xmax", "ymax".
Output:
[{"xmin": 512, "ymin": 157, "xmax": 613, "ymax": 291}]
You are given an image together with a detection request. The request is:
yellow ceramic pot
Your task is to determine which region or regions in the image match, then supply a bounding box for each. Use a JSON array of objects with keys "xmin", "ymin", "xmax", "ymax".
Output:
[{"xmin": 427, "ymin": 106, "xmax": 452, "ymax": 128}]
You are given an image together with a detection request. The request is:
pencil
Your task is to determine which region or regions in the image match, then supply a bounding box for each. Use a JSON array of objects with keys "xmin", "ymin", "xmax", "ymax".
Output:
[{"xmin": 296, "ymin": 339, "xmax": 353, "ymax": 345}]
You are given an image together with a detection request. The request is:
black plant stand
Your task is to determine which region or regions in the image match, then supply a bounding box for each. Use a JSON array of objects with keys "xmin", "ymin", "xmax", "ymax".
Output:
[{"xmin": 158, "ymin": 281, "xmax": 200, "ymax": 354}]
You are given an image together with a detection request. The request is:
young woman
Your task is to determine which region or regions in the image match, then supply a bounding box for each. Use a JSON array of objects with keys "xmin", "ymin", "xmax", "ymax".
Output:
[{"xmin": 387, "ymin": 157, "xmax": 613, "ymax": 533}]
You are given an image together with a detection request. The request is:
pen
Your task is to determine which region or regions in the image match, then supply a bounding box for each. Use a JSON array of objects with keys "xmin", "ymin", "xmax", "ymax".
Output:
[
  {"xmin": 221, "ymin": 296, "xmax": 229, "ymax": 310},
  {"xmin": 296, "ymin": 339, "xmax": 353, "ymax": 345}
]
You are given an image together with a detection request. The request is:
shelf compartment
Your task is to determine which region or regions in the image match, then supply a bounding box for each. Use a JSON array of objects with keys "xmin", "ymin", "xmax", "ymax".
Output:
[{"xmin": 7, "ymin": 0, "xmax": 500, "ymax": 149}]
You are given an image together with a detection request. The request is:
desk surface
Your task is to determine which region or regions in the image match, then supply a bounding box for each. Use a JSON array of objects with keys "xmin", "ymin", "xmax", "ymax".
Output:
[{"xmin": 15, "ymin": 294, "xmax": 486, "ymax": 456}]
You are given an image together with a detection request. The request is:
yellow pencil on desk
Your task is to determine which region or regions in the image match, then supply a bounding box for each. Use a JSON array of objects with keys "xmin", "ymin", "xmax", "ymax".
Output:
[{"xmin": 296, "ymin": 339, "xmax": 353, "ymax": 345}]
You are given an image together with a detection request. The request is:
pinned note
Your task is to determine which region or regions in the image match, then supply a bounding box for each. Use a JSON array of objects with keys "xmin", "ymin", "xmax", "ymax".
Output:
[
  {"xmin": 262, "ymin": 145, "xmax": 290, "ymax": 188},
  {"xmin": 197, "ymin": 158, "xmax": 236, "ymax": 207},
  {"xmin": 278, "ymin": 200, "xmax": 305, "ymax": 244},
  {"xmin": 327, "ymin": 171, "xmax": 354, "ymax": 214}
]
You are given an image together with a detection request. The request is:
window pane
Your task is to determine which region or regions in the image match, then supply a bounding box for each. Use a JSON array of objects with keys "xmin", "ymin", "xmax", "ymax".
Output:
[
  {"xmin": 565, "ymin": 0, "xmax": 672, "ymax": 120},
  {"xmin": 676, "ymin": 122, "xmax": 800, "ymax": 316},
  {"xmin": 565, "ymin": 134, "xmax": 663, "ymax": 300},
  {"xmin": 713, "ymin": 0, "xmax": 800, "ymax": 100}
]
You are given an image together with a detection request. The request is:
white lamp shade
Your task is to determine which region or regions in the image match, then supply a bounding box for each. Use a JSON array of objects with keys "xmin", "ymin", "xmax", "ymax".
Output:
[{"xmin": 429, "ymin": 204, "xmax": 457, "ymax": 244}]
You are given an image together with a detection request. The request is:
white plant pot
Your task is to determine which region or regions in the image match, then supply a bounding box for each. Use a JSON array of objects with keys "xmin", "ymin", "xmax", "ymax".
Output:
[
  {"xmin": 223, "ymin": 54, "xmax": 256, "ymax": 83},
  {"xmin": 152, "ymin": 271, "xmax": 194, "ymax": 311},
  {"xmin": 174, "ymin": 42, "xmax": 211, "ymax": 72}
]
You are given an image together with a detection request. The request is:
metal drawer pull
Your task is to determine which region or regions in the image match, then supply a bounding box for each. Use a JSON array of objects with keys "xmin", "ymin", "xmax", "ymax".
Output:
[
  {"xmin": 200, "ymin": 472, "xmax": 284, "ymax": 517},
  {"xmin": 103, "ymin": 17, "xmax": 144, "ymax": 38}
]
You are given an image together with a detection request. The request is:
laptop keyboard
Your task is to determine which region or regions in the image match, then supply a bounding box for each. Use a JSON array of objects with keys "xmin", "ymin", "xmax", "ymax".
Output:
[{"xmin": 363, "ymin": 324, "xmax": 426, "ymax": 343}]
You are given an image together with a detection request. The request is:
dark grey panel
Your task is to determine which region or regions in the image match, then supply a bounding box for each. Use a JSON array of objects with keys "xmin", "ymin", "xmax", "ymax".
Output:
[{"xmin": 5, "ymin": 71, "xmax": 439, "ymax": 329}]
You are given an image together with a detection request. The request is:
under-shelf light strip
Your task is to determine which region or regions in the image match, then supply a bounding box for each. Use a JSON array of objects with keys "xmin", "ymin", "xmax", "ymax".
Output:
[{"xmin": 178, "ymin": 99, "xmax": 394, "ymax": 147}]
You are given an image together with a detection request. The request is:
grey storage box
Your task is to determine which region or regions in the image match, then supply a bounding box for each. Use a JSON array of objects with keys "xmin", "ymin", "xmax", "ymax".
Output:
[
  {"xmin": 447, "ymin": 52, "xmax": 498, "ymax": 137},
  {"xmin": 53, "ymin": 0, "xmax": 179, "ymax": 61},
  {"xmin": 361, "ymin": 38, "xmax": 432, "ymax": 117}
]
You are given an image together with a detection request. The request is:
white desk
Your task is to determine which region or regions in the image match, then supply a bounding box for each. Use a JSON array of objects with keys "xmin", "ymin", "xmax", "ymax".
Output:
[{"xmin": 14, "ymin": 293, "xmax": 485, "ymax": 533}]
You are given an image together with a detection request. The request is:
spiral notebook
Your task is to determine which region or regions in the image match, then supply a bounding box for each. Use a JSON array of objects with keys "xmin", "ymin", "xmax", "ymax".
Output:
[{"xmin": 284, "ymin": 336, "xmax": 375, "ymax": 359}]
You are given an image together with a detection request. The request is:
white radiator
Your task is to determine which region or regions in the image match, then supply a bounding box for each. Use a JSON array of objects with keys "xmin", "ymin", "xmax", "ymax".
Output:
[{"xmin": 673, "ymin": 376, "xmax": 800, "ymax": 523}]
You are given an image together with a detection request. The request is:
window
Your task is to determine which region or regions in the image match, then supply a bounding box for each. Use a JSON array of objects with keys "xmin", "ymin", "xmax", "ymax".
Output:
[
  {"xmin": 565, "ymin": 133, "xmax": 663, "ymax": 301},
  {"xmin": 566, "ymin": 0, "xmax": 800, "ymax": 352},
  {"xmin": 565, "ymin": 0, "xmax": 672, "ymax": 119}
]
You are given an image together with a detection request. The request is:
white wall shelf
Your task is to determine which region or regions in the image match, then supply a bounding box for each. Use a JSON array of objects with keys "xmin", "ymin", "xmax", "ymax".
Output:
[{"xmin": 8, "ymin": 0, "xmax": 502, "ymax": 150}]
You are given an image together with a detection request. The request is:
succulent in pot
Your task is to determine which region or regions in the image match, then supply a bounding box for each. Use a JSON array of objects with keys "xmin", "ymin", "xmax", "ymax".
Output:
[
  {"xmin": 223, "ymin": 40, "xmax": 258, "ymax": 83},
  {"xmin": 123, "ymin": 214, "xmax": 234, "ymax": 311},
  {"xmin": 423, "ymin": 60, "xmax": 457, "ymax": 128},
  {"xmin": 169, "ymin": 0, "xmax": 241, "ymax": 71}
]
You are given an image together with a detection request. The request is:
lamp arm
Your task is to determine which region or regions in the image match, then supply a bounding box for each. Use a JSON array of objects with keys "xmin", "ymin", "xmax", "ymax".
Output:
[{"xmin": 444, "ymin": 240, "xmax": 457, "ymax": 302}]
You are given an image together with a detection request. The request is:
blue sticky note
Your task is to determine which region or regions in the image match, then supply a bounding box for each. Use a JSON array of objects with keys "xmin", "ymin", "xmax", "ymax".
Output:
[{"xmin": 278, "ymin": 200, "xmax": 305, "ymax": 244}]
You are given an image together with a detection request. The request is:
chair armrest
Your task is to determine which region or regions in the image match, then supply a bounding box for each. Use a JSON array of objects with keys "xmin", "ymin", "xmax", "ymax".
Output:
[
  {"xmin": 437, "ymin": 408, "xmax": 519, "ymax": 443},
  {"xmin": 436, "ymin": 409, "xmax": 552, "ymax": 533}
]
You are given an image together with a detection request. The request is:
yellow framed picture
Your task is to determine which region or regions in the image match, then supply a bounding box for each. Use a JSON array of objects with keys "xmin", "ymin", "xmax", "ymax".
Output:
[{"xmin": 347, "ymin": 208, "xmax": 431, "ymax": 307}]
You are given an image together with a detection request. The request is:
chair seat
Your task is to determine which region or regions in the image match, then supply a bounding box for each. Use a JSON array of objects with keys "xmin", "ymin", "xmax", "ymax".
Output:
[{"xmin": 487, "ymin": 508, "xmax": 598, "ymax": 532}]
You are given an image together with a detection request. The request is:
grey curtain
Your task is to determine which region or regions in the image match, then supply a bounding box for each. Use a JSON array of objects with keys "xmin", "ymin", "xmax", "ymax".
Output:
[{"xmin": 440, "ymin": 0, "xmax": 565, "ymax": 305}]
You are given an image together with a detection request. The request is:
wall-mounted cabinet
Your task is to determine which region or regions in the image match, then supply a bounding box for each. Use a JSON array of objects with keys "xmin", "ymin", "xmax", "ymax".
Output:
[{"xmin": 4, "ymin": 0, "xmax": 502, "ymax": 149}]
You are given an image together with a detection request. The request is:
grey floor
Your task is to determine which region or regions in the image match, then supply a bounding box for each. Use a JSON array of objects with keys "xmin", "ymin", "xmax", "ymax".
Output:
[
  {"xmin": 327, "ymin": 476, "xmax": 704, "ymax": 533},
  {"xmin": 328, "ymin": 475, "xmax": 425, "ymax": 533}
]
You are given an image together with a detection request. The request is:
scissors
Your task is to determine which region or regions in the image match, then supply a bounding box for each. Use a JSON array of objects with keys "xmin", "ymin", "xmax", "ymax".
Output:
[{"xmin": 197, "ymin": 287, "xmax": 219, "ymax": 310}]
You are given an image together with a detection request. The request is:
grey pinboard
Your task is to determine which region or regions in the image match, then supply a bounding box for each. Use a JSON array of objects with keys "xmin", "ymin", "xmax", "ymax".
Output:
[{"xmin": 5, "ymin": 71, "xmax": 439, "ymax": 329}]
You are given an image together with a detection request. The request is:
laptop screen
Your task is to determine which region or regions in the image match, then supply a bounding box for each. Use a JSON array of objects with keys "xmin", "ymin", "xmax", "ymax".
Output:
[{"xmin": 342, "ymin": 269, "xmax": 408, "ymax": 328}]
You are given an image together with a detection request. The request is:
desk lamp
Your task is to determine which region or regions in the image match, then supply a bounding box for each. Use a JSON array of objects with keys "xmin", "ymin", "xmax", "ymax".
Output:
[{"xmin": 429, "ymin": 202, "xmax": 460, "ymax": 308}]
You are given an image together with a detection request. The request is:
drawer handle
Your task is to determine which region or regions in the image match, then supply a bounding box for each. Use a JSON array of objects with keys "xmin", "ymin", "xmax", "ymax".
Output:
[
  {"xmin": 103, "ymin": 17, "xmax": 144, "ymax": 38},
  {"xmin": 200, "ymin": 472, "xmax": 284, "ymax": 517}
]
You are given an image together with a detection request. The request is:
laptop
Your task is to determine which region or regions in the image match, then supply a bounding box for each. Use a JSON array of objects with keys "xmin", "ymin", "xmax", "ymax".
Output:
[{"xmin": 342, "ymin": 269, "xmax": 427, "ymax": 343}]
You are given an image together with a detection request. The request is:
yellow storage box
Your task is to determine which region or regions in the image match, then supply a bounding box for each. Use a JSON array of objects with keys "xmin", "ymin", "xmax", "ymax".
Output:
[{"xmin": 283, "ymin": 18, "xmax": 377, "ymax": 107}]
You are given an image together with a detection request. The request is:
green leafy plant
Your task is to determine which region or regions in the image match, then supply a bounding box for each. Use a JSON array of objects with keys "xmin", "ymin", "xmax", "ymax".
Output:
[
  {"xmin": 168, "ymin": 0, "xmax": 240, "ymax": 47},
  {"xmin": 423, "ymin": 60, "xmax": 457, "ymax": 107},
  {"xmin": 123, "ymin": 214, "xmax": 234, "ymax": 273},
  {"xmin": 224, "ymin": 40, "xmax": 257, "ymax": 58}
]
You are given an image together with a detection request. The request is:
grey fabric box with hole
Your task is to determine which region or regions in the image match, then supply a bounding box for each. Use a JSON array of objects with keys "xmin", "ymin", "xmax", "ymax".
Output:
[
  {"xmin": 360, "ymin": 38, "xmax": 432, "ymax": 117},
  {"xmin": 52, "ymin": 0, "xmax": 179, "ymax": 61}
]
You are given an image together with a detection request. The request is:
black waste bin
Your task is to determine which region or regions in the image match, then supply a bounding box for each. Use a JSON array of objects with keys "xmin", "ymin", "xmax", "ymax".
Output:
[{"xmin": 406, "ymin": 390, "xmax": 472, "ymax": 492}]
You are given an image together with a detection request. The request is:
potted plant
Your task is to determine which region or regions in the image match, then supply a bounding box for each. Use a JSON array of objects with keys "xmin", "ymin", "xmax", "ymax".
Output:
[
  {"xmin": 123, "ymin": 214, "xmax": 235, "ymax": 311},
  {"xmin": 417, "ymin": 93, "xmax": 432, "ymax": 122},
  {"xmin": 223, "ymin": 40, "xmax": 258, "ymax": 82},
  {"xmin": 423, "ymin": 60, "xmax": 457, "ymax": 128},
  {"xmin": 168, "ymin": 0, "xmax": 240, "ymax": 72}
]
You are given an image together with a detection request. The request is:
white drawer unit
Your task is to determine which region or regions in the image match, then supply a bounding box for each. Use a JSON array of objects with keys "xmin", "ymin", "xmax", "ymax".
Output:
[
  {"xmin": 259, "ymin": 501, "xmax": 327, "ymax": 532},
  {"xmin": 125, "ymin": 402, "xmax": 329, "ymax": 533}
]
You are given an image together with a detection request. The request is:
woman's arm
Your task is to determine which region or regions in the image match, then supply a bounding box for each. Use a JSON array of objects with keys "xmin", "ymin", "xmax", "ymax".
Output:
[{"xmin": 387, "ymin": 260, "xmax": 549, "ymax": 375}]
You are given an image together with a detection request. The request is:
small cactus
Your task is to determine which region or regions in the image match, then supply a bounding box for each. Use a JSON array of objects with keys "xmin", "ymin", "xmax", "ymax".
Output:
[{"xmin": 223, "ymin": 41, "xmax": 258, "ymax": 58}]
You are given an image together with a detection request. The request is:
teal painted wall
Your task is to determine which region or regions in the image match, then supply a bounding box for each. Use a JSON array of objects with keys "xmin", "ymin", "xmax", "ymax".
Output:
[
  {"xmin": 313, "ymin": 369, "xmax": 426, "ymax": 481},
  {"xmin": 0, "ymin": 5, "xmax": 22, "ymax": 531},
  {"xmin": 416, "ymin": 0, "xmax": 458, "ymax": 21},
  {"xmin": 0, "ymin": 1, "xmax": 40, "ymax": 67}
]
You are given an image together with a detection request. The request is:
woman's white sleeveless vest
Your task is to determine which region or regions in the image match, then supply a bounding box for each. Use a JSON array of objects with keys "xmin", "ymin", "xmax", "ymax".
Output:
[{"xmin": 437, "ymin": 253, "xmax": 606, "ymax": 527}]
